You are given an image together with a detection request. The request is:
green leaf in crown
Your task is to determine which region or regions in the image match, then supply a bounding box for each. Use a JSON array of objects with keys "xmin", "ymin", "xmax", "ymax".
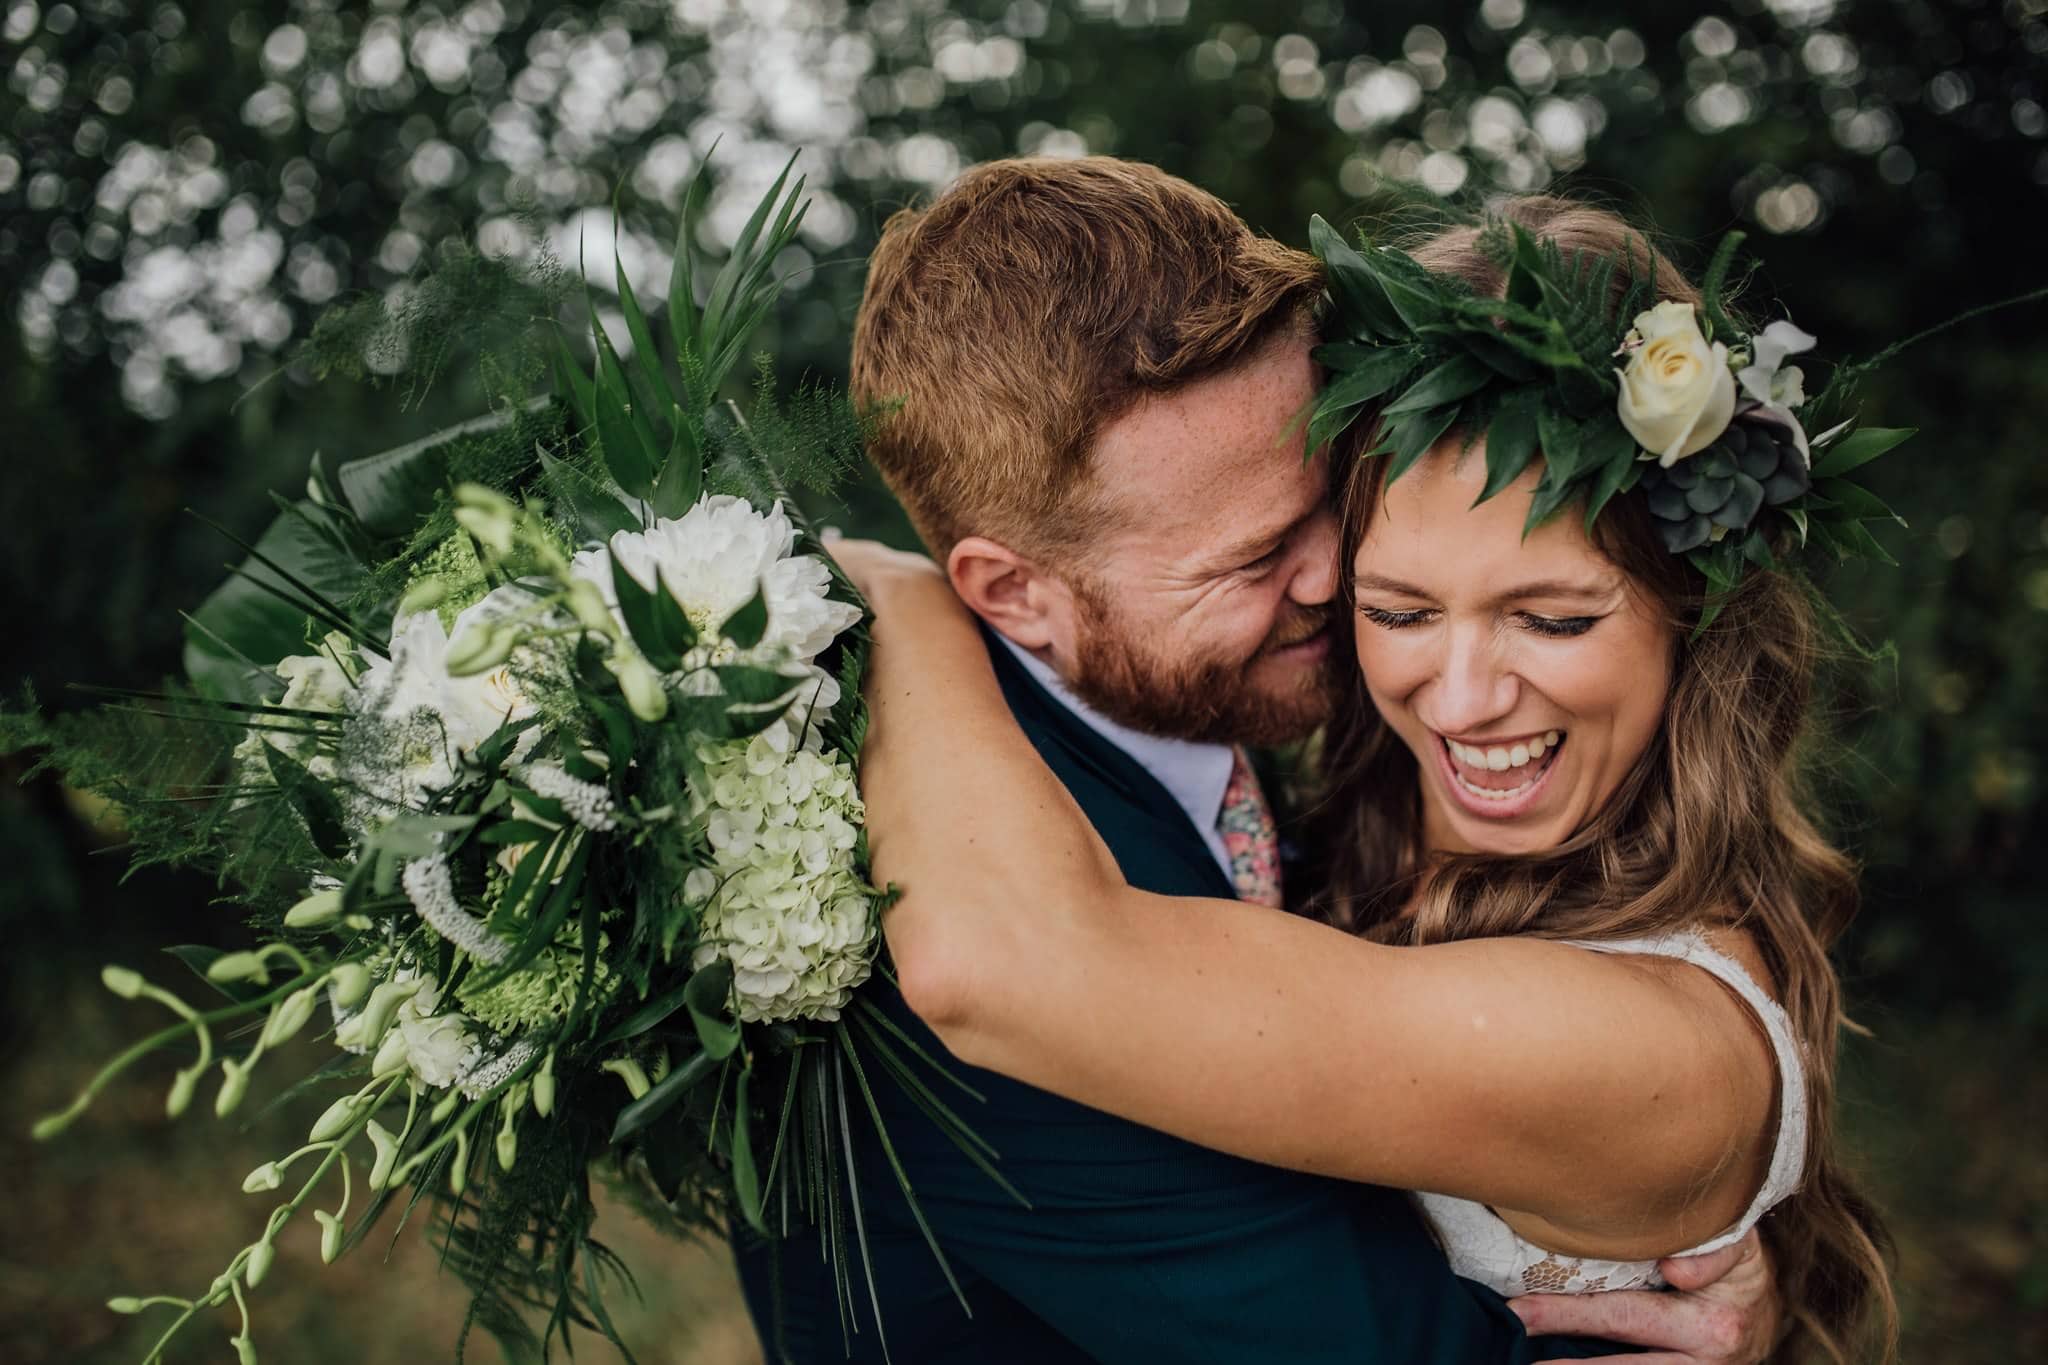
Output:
[{"xmin": 1306, "ymin": 214, "xmax": 1921, "ymax": 619}]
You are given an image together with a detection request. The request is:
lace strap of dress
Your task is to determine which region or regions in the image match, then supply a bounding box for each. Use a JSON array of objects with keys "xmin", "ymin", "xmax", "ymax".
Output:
[{"xmin": 1565, "ymin": 930, "xmax": 1809, "ymax": 1257}]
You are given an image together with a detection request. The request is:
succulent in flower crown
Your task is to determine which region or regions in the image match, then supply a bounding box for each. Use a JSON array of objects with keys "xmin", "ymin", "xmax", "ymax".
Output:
[{"xmin": 1305, "ymin": 214, "xmax": 1920, "ymax": 616}]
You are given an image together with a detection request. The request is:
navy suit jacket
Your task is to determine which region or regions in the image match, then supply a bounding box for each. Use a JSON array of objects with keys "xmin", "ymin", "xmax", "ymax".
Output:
[{"xmin": 734, "ymin": 630, "xmax": 1614, "ymax": 1362}]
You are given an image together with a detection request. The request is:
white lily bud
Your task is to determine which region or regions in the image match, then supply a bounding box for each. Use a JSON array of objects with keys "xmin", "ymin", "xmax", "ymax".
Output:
[
  {"xmin": 453, "ymin": 505, "xmax": 517, "ymax": 557},
  {"xmin": 283, "ymin": 888, "xmax": 344, "ymax": 929},
  {"xmin": 600, "ymin": 1058, "xmax": 652, "ymax": 1100},
  {"xmin": 207, "ymin": 951, "xmax": 270, "ymax": 985},
  {"xmin": 531, "ymin": 1051, "xmax": 556, "ymax": 1118},
  {"xmin": 234, "ymin": 1335, "xmax": 259, "ymax": 1365},
  {"xmin": 308, "ymin": 1093, "xmax": 365, "ymax": 1143},
  {"xmin": 564, "ymin": 578, "xmax": 615, "ymax": 635},
  {"xmin": 314, "ymin": 1209, "xmax": 344, "ymax": 1264},
  {"xmin": 166, "ymin": 1066, "xmax": 199, "ymax": 1119},
  {"xmin": 328, "ymin": 962, "xmax": 371, "ymax": 1009},
  {"xmin": 215, "ymin": 1059, "xmax": 251, "ymax": 1118},
  {"xmin": 430, "ymin": 1089, "xmax": 462, "ymax": 1124},
  {"xmin": 444, "ymin": 622, "xmax": 517, "ymax": 677},
  {"xmin": 101, "ymin": 965, "xmax": 144, "ymax": 999},
  {"xmin": 449, "ymin": 1128, "xmax": 470, "ymax": 1195},
  {"xmin": 372, "ymin": 1026, "xmax": 410, "ymax": 1080},
  {"xmin": 396, "ymin": 576, "xmax": 450, "ymax": 617},
  {"xmin": 611, "ymin": 654, "xmax": 669, "ymax": 723},
  {"xmin": 242, "ymin": 1161, "xmax": 285, "ymax": 1194},
  {"xmin": 244, "ymin": 1238, "xmax": 275, "ymax": 1288},
  {"xmin": 365, "ymin": 1118, "xmax": 401, "ymax": 1189},
  {"xmin": 496, "ymin": 1119, "xmax": 518, "ymax": 1172},
  {"xmin": 261, "ymin": 988, "xmax": 318, "ymax": 1048},
  {"xmin": 352, "ymin": 978, "xmax": 422, "ymax": 1052}
]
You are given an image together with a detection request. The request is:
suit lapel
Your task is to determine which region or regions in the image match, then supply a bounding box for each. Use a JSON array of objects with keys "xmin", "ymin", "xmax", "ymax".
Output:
[{"xmin": 983, "ymin": 627, "xmax": 1237, "ymax": 902}]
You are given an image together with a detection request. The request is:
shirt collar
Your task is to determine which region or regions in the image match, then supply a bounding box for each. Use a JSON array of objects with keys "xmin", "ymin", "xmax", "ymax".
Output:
[{"xmin": 993, "ymin": 633, "xmax": 1237, "ymax": 873}]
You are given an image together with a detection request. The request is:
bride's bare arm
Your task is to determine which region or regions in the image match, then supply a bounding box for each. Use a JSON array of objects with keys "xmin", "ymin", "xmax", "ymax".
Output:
[{"xmin": 843, "ymin": 541, "xmax": 1776, "ymax": 1262}]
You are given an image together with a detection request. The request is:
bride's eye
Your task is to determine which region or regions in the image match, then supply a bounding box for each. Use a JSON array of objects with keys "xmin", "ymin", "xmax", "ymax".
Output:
[
  {"xmin": 1359, "ymin": 605, "xmax": 1435, "ymax": 629},
  {"xmin": 1519, "ymin": 612, "xmax": 1599, "ymax": 638}
]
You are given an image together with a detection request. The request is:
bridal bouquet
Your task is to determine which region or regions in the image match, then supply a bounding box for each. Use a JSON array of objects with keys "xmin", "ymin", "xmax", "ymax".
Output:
[{"xmin": 21, "ymin": 162, "xmax": 993, "ymax": 1363}]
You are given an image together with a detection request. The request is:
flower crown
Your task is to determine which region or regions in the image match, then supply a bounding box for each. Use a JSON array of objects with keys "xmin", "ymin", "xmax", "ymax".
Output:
[{"xmin": 1306, "ymin": 216, "xmax": 1912, "ymax": 611}]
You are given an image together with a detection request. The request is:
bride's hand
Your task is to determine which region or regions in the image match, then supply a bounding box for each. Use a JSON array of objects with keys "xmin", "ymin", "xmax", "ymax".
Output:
[{"xmin": 820, "ymin": 533, "xmax": 949, "ymax": 609}]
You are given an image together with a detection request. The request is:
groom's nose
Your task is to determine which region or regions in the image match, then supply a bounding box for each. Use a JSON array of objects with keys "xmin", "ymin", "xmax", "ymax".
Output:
[{"xmin": 1287, "ymin": 506, "xmax": 1341, "ymax": 606}]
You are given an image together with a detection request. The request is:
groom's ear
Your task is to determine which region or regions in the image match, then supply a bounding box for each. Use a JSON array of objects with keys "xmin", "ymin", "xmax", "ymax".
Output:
[{"xmin": 947, "ymin": 536, "xmax": 1077, "ymax": 656}]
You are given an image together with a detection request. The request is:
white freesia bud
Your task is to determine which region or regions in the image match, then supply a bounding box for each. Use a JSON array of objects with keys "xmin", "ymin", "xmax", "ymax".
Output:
[
  {"xmin": 234, "ymin": 1336, "xmax": 259, "ymax": 1365},
  {"xmin": 101, "ymin": 965, "xmax": 144, "ymax": 999},
  {"xmin": 328, "ymin": 962, "xmax": 371, "ymax": 1009},
  {"xmin": 244, "ymin": 1238, "xmax": 275, "ymax": 1287},
  {"xmin": 1616, "ymin": 300, "xmax": 1737, "ymax": 466},
  {"xmin": 444, "ymin": 622, "xmax": 517, "ymax": 677},
  {"xmin": 496, "ymin": 1119, "xmax": 518, "ymax": 1172},
  {"xmin": 106, "ymin": 1296, "xmax": 146, "ymax": 1314},
  {"xmin": 242, "ymin": 1161, "xmax": 285, "ymax": 1194},
  {"xmin": 365, "ymin": 1118, "xmax": 401, "ymax": 1189},
  {"xmin": 612, "ymin": 653, "xmax": 668, "ymax": 722},
  {"xmin": 431, "ymin": 1089, "xmax": 462, "ymax": 1124},
  {"xmin": 283, "ymin": 888, "xmax": 344, "ymax": 929},
  {"xmin": 262, "ymin": 988, "xmax": 318, "ymax": 1048},
  {"xmin": 314, "ymin": 1210, "xmax": 344, "ymax": 1264},
  {"xmin": 308, "ymin": 1093, "xmax": 365, "ymax": 1143},
  {"xmin": 207, "ymin": 951, "xmax": 270, "ymax": 986},
  {"xmin": 396, "ymin": 576, "xmax": 451, "ymax": 617},
  {"xmin": 215, "ymin": 1059, "xmax": 251, "ymax": 1117}
]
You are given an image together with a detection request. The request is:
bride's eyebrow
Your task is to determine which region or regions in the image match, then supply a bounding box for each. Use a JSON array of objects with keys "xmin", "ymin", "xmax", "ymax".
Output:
[{"xmin": 1352, "ymin": 572, "xmax": 1618, "ymax": 606}]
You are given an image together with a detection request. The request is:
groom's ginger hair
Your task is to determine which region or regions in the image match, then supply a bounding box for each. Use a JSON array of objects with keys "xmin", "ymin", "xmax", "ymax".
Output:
[{"xmin": 852, "ymin": 156, "xmax": 1321, "ymax": 559}]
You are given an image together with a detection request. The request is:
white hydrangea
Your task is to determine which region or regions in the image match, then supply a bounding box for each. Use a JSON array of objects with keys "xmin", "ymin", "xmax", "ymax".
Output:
[
  {"xmin": 687, "ymin": 719, "xmax": 877, "ymax": 1023},
  {"xmin": 569, "ymin": 493, "xmax": 861, "ymax": 670}
]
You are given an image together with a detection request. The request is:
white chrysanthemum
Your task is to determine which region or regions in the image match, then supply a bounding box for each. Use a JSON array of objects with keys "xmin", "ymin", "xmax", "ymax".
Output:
[
  {"xmin": 349, "ymin": 588, "xmax": 547, "ymax": 811},
  {"xmin": 568, "ymin": 495, "xmax": 861, "ymax": 666},
  {"xmin": 393, "ymin": 972, "xmax": 484, "ymax": 1089},
  {"xmin": 687, "ymin": 726, "xmax": 876, "ymax": 1022}
]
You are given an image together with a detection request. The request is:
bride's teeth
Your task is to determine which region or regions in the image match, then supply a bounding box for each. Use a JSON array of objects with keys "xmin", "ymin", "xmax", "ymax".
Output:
[
  {"xmin": 1485, "ymin": 747, "xmax": 1509, "ymax": 771},
  {"xmin": 1509, "ymin": 744, "xmax": 1530, "ymax": 767},
  {"xmin": 1527, "ymin": 735, "xmax": 1546, "ymax": 758},
  {"xmin": 1544, "ymin": 730, "xmax": 1561, "ymax": 747}
]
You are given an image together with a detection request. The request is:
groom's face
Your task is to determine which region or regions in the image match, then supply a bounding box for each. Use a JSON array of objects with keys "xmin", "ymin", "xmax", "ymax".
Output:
[{"xmin": 1058, "ymin": 332, "xmax": 1342, "ymax": 747}]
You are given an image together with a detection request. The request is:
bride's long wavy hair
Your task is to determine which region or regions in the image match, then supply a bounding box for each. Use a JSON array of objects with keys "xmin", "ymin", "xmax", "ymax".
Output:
[{"xmin": 1301, "ymin": 196, "xmax": 1896, "ymax": 1364}]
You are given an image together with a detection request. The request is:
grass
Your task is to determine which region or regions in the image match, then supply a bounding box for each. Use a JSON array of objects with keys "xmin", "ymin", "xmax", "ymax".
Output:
[{"xmin": 4, "ymin": 916, "xmax": 2042, "ymax": 1363}]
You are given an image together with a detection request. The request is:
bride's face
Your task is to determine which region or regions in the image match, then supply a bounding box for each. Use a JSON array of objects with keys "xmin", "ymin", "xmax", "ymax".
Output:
[{"xmin": 1349, "ymin": 445, "xmax": 1673, "ymax": 856}]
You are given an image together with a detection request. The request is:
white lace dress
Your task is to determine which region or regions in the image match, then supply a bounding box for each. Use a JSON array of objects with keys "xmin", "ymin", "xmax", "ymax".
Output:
[{"xmin": 1414, "ymin": 931, "xmax": 1808, "ymax": 1297}]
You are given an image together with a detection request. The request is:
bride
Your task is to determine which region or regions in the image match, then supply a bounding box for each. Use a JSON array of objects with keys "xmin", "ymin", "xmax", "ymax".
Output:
[{"xmin": 830, "ymin": 200, "xmax": 1895, "ymax": 1364}]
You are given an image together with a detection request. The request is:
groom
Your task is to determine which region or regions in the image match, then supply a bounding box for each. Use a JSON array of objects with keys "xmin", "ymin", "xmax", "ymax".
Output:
[{"xmin": 732, "ymin": 157, "xmax": 1775, "ymax": 1363}]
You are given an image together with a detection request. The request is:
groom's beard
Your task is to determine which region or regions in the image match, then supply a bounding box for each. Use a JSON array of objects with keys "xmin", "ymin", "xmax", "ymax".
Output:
[{"xmin": 1065, "ymin": 581, "xmax": 1338, "ymax": 747}]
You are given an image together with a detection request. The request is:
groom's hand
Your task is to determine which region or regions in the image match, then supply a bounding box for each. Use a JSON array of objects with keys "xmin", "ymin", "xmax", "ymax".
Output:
[{"xmin": 1509, "ymin": 1229, "xmax": 1779, "ymax": 1364}]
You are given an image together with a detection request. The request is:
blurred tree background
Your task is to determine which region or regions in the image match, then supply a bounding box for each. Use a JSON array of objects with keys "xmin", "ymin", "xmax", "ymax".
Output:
[{"xmin": 3, "ymin": 0, "xmax": 2044, "ymax": 1360}]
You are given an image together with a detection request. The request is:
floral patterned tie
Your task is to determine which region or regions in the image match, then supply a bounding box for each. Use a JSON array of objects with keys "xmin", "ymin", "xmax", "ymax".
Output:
[{"xmin": 1219, "ymin": 746, "xmax": 1283, "ymax": 908}]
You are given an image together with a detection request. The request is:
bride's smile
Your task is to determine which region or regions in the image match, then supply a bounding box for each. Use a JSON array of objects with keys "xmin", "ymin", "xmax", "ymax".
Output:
[{"xmin": 1349, "ymin": 446, "xmax": 1671, "ymax": 858}]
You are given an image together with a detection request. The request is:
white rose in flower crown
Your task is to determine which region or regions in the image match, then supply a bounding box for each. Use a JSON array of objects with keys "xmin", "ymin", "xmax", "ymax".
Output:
[{"xmin": 1615, "ymin": 300, "xmax": 1737, "ymax": 466}]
